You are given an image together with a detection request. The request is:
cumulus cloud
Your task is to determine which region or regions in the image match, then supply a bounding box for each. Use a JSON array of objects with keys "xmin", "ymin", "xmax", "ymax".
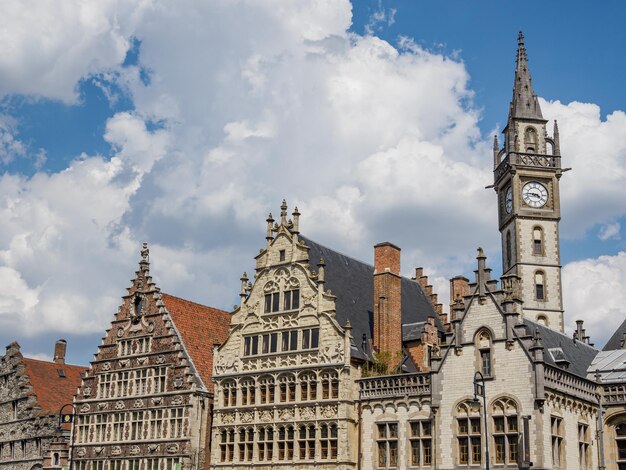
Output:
[
  {"xmin": 0, "ymin": 115, "xmax": 26, "ymax": 164},
  {"xmin": 0, "ymin": 0, "xmax": 624, "ymax": 357},
  {"xmin": 599, "ymin": 222, "xmax": 621, "ymax": 241},
  {"xmin": 563, "ymin": 252, "xmax": 626, "ymax": 346}
]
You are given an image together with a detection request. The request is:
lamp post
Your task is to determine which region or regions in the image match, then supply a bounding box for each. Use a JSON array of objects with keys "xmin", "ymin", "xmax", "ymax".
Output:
[
  {"xmin": 58, "ymin": 403, "xmax": 77, "ymax": 470},
  {"xmin": 473, "ymin": 371, "xmax": 490, "ymax": 470}
]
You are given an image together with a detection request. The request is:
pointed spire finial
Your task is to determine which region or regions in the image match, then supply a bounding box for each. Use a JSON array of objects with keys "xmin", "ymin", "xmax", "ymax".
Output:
[
  {"xmin": 266, "ymin": 212, "xmax": 274, "ymax": 242},
  {"xmin": 508, "ymin": 31, "xmax": 544, "ymax": 121},
  {"xmin": 292, "ymin": 206, "xmax": 300, "ymax": 234},
  {"xmin": 139, "ymin": 242, "xmax": 149, "ymax": 271},
  {"xmin": 280, "ymin": 199, "xmax": 288, "ymax": 225}
]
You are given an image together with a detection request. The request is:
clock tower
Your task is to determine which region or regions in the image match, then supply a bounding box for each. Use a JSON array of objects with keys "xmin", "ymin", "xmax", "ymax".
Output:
[{"xmin": 493, "ymin": 32, "xmax": 565, "ymax": 332}]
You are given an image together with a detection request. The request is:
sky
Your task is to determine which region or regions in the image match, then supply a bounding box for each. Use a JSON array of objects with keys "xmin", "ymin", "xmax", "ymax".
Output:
[{"xmin": 1, "ymin": 0, "xmax": 625, "ymax": 365}]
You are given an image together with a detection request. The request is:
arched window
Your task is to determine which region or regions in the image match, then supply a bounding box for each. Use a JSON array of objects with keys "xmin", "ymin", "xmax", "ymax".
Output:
[
  {"xmin": 298, "ymin": 424, "xmax": 316, "ymax": 460},
  {"xmin": 524, "ymin": 127, "xmax": 538, "ymax": 152},
  {"xmin": 476, "ymin": 330, "xmax": 493, "ymax": 378},
  {"xmin": 535, "ymin": 271, "xmax": 546, "ymax": 301},
  {"xmin": 492, "ymin": 398, "xmax": 519, "ymax": 465},
  {"xmin": 299, "ymin": 372, "xmax": 317, "ymax": 401},
  {"xmin": 279, "ymin": 374, "xmax": 296, "ymax": 402},
  {"xmin": 613, "ymin": 420, "xmax": 626, "ymax": 469},
  {"xmin": 259, "ymin": 376, "xmax": 275, "ymax": 404},
  {"xmin": 320, "ymin": 423, "xmax": 338, "ymax": 460},
  {"xmin": 321, "ymin": 372, "xmax": 339, "ymax": 399},
  {"xmin": 241, "ymin": 378, "xmax": 255, "ymax": 406},
  {"xmin": 53, "ymin": 453, "xmax": 60, "ymax": 466},
  {"xmin": 533, "ymin": 227, "xmax": 544, "ymax": 256},
  {"xmin": 277, "ymin": 425, "xmax": 295, "ymax": 460},
  {"xmin": 456, "ymin": 401, "xmax": 482, "ymax": 465},
  {"xmin": 222, "ymin": 380, "xmax": 237, "ymax": 407},
  {"xmin": 258, "ymin": 426, "xmax": 274, "ymax": 461},
  {"xmin": 506, "ymin": 231, "xmax": 512, "ymax": 267},
  {"xmin": 220, "ymin": 429, "xmax": 235, "ymax": 462},
  {"xmin": 238, "ymin": 428, "xmax": 254, "ymax": 462},
  {"xmin": 537, "ymin": 315, "xmax": 548, "ymax": 326}
]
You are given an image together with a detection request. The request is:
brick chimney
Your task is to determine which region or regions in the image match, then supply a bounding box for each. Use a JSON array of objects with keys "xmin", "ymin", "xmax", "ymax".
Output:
[
  {"xmin": 449, "ymin": 276, "xmax": 469, "ymax": 321},
  {"xmin": 53, "ymin": 339, "xmax": 67, "ymax": 365},
  {"xmin": 373, "ymin": 243, "xmax": 402, "ymax": 355}
]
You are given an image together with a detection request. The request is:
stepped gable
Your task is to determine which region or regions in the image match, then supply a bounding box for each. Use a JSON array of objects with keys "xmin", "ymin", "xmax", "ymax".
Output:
[
  {"xmin": 161, "ymin": 293, "xmax": 230, "ymax": 391},
  {"xmin": 22, "ymin": 358, "xmax": 85, "ymax": 415},
  {"xmin": 602, "ymin": 317, "xmax": 626, "ymax": 351},
  {"xmin": 300, "ymin": 235, "xmax": 443, "ymax": 359},
  {"xmin": 524, "ymin": 319, "xmax": 598, "ymax": 378}
]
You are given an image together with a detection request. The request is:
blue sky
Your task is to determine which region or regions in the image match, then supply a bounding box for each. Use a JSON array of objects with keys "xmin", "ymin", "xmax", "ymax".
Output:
[{"xmin": 1, "ymin": 0, "xmax": 625, "ymax": 364}]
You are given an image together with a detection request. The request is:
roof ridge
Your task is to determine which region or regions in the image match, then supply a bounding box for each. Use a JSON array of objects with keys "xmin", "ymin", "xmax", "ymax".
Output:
[{"xmin": 22, "ymin": 357, "xmax": 87, "ymax": 369}]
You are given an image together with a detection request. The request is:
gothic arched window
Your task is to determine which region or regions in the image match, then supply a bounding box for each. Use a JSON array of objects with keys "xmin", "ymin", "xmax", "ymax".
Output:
[
  {"xmin": 492, "ymin": 397, "xmax": 519, "ymax": 465},
  {"xmin": 320, "ymin": 423, "xmax": 338, "ymax": 460},
  {"xmin": 222, "ymin": 380, "xmax": 237, "ymax": 407},
  {"xmin": 456, "ymin": 401, "xmax": 482, "ymax": 465},
  {"xmin": 537, "ymin": 315, "xmax": 548, "ymax": 326},
  {"xmin": 524, "ymin": 127, "xmax": 538, "ymax": 152},
  {"xmin": 476, "ymin": 330, "xmax": 493, "ymax": 377},
  {"xmin": 241, "ymin": 378, "xmax": 255, "ymax": 406},
  {"xmin": 277, "ymin": 425, "xmax": 295, "ymax": 460},
  {"xmin": 257, "ymin": 426, "xmax": 274, "ymax": 461},
  {"xmin": 535, "ymin": 271, "xmax": 546, "ymax": 301},
  {"xmin": 220, "ymin": 428, "xmax": 235, "ymax": 462},
  {"xmin": 533, "ymin": 226, "xmax": 544, "ymax": 256},
  {"xmin": 298, "ymin": 424, "xmax": 316, "ymax": 460},
  {"xmin": 613, "ymin": 419, "xmax": 626, "ymax": 469},
  {"xmin": 279, "ymin": 374, "xmax": 296, "ymax": 402},
  {"xmin": 239, "ymin": 428, "xmax": 254, "ymax": 462},
  {"xmin": 259, "ymin": 376, "xmax": 275, "ymax": 404},
  {"xmin": 321, "ymin": 371, "xmax": 339, "ymax": 399},
  {"xmin": 299, "ymin": 372, "xmax": 317, "ymax": 401}
]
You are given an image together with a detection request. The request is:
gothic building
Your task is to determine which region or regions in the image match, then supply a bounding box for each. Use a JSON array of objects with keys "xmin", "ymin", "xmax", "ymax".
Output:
[
  {"xmin": 0, "ymin": 340, "xmax": 85, "ymax": 470},
  {"xmin": 210, "ymin": 32, "xmax": 626, "ymax": 470},
  {"xmin": 71, "ymin": 244, "xmax": 231, "ymax": 470}
]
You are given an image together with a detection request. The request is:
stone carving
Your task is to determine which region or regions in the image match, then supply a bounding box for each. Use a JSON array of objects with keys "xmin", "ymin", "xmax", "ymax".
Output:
[
  {"xmin": 156, "ymin": 354, "xmax": 166, "ymax": 364},
  {"xmin": 300, "ymin": 407, "xmax": 315, "ymax": 420},
  {"xmin": 215, "ymin": 355, "xmax": 239, "ymax": 374},
  {"xmin": 133, "ymin": 399, "xmax": 144, "ymax": 408},
  {"xmin": 114, "ymin": 401, "xmax": 125, "ymax": 410},
  {"xmin": 119, "ymin": 359, "xmax": 130, "ymax": 368},
  {"xmin": 240, "ymin": 411, "xmax": 253, "ymax": 423},
  {"xmin": 76, "ymin": 448, "xmax": 86, "ymax": 457},
  {"xmin": 97, "ymin": 402, "xmax": 108, "ymax": 411},
  {"xmin": 222, "ymin": 412, "xmax": 235, "ymax": 424},
  {"xmin": 102, "ymin": 362, "xmax": 111, "ymax": 371},
  {"xmin": 259, "ymin": 410, "xmax": 273, "ymax": 422},
  {"xmin": 166, "ymin": 443, "xmax": 179, "ymax": 454},
  {"xmin": 151, "ymin": 397, "xmax": 163, "ymax": 406},
  {"xmin": 111, "ymin": 446, "xmax": 122, "ymax": 456},
  {"xmin": 321, "ymin": 404, "xmax": 338, "ymax": 419},
  {"xmin": 83, "ymin": 386, "xmax": 91, "ymax": 397},
  {"xmin": 302, "ymin": 293, "xmax": 316, "ymax": 308},
  {"xmin": 137, "ymin": 356, "xmax": 148, "ymax": 365},
  {"xmin": 148, "ymin": 444, "xmax": 160, "ymax": 453},
  {"xmin": 171, "ymin": 395, "xmax": 183, "ymax": 406},
  {"xmin": 279, "ymin": 408, "xmax": 294, "ymax": 420},
  {"xmin": 173, "ymin": 377, "xmax": 184, "ymax": 388},
  {"xmin": 117, "ymin": 327, "xmax": 125, "ymax": 338},
  {"xmin": 147, "ymin": 321, "xmax": 155, "ymax": 333},
  {"xmin": 320, "ymin": 344, "xmax": 343, "ymax": 364},
  {"xmin": 130, "ymin": 445, "xmax": 141, "ymax": 455},
  {"xmin": 79, "ymin": 403, "xmax": 91, "ymax": 413}
]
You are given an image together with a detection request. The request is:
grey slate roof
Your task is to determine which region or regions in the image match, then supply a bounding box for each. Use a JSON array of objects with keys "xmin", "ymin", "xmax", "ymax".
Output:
[
  {"xmin": 523, "ymin": 319, "xmax": 598, "ymax": 379},
  {"xmin": 587, "ymin": 349, "xmax": 626, "ymax": 383},
  {"xmin": 301, "ymin": 236, "xmax": 443, "ymax": 360},
  {"xmin": 602, "ymin": 318, "xmax": 626, "ymax": 351}
]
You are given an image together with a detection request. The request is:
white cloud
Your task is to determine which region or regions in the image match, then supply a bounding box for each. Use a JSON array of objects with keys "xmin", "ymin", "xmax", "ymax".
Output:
[
  {"xmin": 599, "ymin": 222, "xmax": 621, "ymax": 241},
  {"xmin": 563, "ymin": 252, "xmax": 626, "ymax": 347},
  {"xmin": 0, "ymin": 115, "xmax": 26, "ymax": 164}
]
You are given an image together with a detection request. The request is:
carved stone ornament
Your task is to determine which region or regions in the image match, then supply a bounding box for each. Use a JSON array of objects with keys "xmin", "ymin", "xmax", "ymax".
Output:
[
  {"xmin": 94, "ymin": 447, "xmax": 105, "ymax": 455},
  {"xmin": 222, "ymin": 413, "xmax": 235, "ymax": 424},
  {"xmin": 166, "ymin": 443, "xmax": 179, "ymax": 454},
  {"xmin": 300, "ymin": 406, "xmax": 315, "ymax": 420},
  {"xmin": 76, "ymin": 448, "xmax": 86, "ymax": 457},
  {"xmin": 119, "ymin": 359, "xmax": 130, "ymax": 368},
  {"xmin": 102, "ymin": 362, "xmax": 111, "ymax": 371},
  {"xmin": 137, "ymin": 356, "xmax": 148, "ymax": 365},
  {"xmin": 240, "ymin": 411, "xmax": 253, "ymax": 423},
  {"xmin": 83, "ymin": 386, "xmax": 91, "ymax": 397},
  {"xmin": 114, "ymin": 401, "xmax": 125, "ymax": 410},
  {"xmin": 117, "ymin": 327, "xmax": 125, "ymax": 338},
  {"xmin": 111, "ymin": 446, "xmax": 122, "ymax": 456},
  {"xmin": 319, "ymin": 344, "xmax": 343, "ymax": 364},
  {"xmin": 151, "ymin": 397, "xmax": 163, "ymax": 406},
  {"xmin": 321, "ymin": 404, "xmax": 338, "ymax": 419},
  {"xmin": 133, "ymin": 399, "xmax": 144, "ymax": 408},
  {"xmin": 259, "ymin": 410, "xmax": 273, "ymax": 422},
  {"xmin": 156, "ymin": 354, "xmax": 166, "ymax": 364},
  {"xmin": 171, "ymin": 395, "xmax": 183, "ymax": 406},
  {"xmin": 279, "ymin": 408, "xmax": 294, "ymax": 420},
  {"xmin": 130, "ymin": 445, "xmax": 141, "ymax": 455},
  {"xmin": 173, "ymin": 377, "xmax": 184, "ymax": 388},
  {"xmin": 97, "ymin": 402, "xmax": 108, "ymax": 411},
  {"xmin": 148, "ymin": 444, "xmax": 160, "ymax": 453},
  {"xmin": 79, "ymin": 404, "xmax": 91, "ymax": 413},
  {"xmin": 147, "ymin": 321, "xmax": 155, "ymax": 333},
  {"xmin": 214, "ymin": 355, "xmax": 240, "ymax": 374}
]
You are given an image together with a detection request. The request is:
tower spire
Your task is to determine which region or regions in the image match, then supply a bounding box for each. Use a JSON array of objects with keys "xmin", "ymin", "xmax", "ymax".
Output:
[{"xmin": 509, "ymin": 31, "xmax": 544, "ymax": 121}]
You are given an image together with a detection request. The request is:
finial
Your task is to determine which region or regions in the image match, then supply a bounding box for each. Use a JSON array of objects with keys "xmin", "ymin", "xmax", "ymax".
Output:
[
  {"xmin": 240, "ymin": 272, "xmax": 249, "ymax": 299},
  {"xmin": 553, "ymin": 120, "xmax": 560, "ymax": 155},
  {"xmin": 292, "ymin": 206, "xmax": 300, "ymax": 234},
  {"xmin": 518, "ymin": 31, "xmax": 524, "ymax": 45},
  {"xmin": 266, "ymin": 213, "xmax": 274, "ymax": 241},
  {"xmin": 280, "ymin": 199, "xmax": 288, "ymax": 225},
  {"xmin": 317, "ymin": 257, "xmax": 326, "ymax": 284},
  {"xmin": 477, "ymin": 247, "xmax": 485, "ymax": 259},
  {"xmin": 493, "ymin": 135, "xmax": 499, "ymax": 150},
  {"xmin": 139, "ymin": 242, "xmax": 149, "ymax": 271}
]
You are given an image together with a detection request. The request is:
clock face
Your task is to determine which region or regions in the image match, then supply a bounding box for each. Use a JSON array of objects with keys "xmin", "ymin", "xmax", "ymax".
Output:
[
  {"xmin": 505, "ymin": 187, "xmax": 513, "ymax": 214},
  {"xmin": 522, "ymin": 181, "xmax": 548, "ymax": 208}
]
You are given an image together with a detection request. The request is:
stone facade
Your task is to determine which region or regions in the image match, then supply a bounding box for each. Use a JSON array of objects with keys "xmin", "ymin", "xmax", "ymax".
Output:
[
  {"xmin": 72, "ymin": 244, "xmax": 230, "ymax": 470},
  {"xmin": 0, "ymin": 340, "xmax": 85, "ymax": 470}
]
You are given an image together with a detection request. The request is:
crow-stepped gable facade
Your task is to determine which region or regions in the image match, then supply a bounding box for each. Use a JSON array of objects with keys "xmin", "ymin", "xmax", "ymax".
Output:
[
  {"xmin": 72, "ymin": 244, "xmax": 231, "ymax": 470},
  {"xmin": 0, "ymin": 340, "xmax": 85, "ymax": 470}
]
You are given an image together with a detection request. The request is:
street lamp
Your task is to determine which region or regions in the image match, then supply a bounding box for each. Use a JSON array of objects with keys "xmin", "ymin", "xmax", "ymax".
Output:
[
  {"xmin": 58, "ymin": 403, "xmax": 77, "ymax": 470},
  {"xmin": 473, "ymin": 371, "xmax": 490, "ymax": 470}
]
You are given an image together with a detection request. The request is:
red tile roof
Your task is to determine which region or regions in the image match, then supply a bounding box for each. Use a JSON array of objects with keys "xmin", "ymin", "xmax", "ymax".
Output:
[
  {"xmin": 22, "ymin": 358, "xmax": 86, "ymax": 416},
  {"xmin": 162, "ymin": 293, "xmax": 231, "ymax": 391}
]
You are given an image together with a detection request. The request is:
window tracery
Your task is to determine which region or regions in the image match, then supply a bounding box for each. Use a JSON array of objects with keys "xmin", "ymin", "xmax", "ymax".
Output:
[
  {"xmin": 492, "ymin": 397, "xmax": 519, "ymax": 465},
  {"xmin": 456, "ymin": 401, "xmax": 482, "ymax": 465}
]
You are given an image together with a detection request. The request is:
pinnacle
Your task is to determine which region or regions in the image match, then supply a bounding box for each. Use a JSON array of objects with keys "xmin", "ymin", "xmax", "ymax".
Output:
[{"xmin": 509, "ymin": 31, "xmax": 544, "ymax": 121}]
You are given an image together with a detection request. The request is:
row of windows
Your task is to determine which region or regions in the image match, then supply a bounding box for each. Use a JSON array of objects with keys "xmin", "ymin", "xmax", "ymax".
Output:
[
  {"xmin": 505, "ymin": 226, "xmax": 546, "ymax": 261},
  {"xmin": 220, "ymin": 424, "xmax": 338, "ymax": 463},
  {"xmin": 75, "ymin": 458, "xmax": 180, "ymax": 470},
  {"xmin": 118, "ymin": 337, "xmax": 151, "ymax": 356},
  {"xmin": 377, "ymin": 421, "xmax": 432, "ymax": 468},
  {"xmin": 243, "ymin": 328, "xmax": 319, "ymax": 356},
  {"xmin": 221, "ymin": 371, "xmax": 339, "ymax": 407},
  {"xmin": 264, "ymin": 289, "xmax": 300, "ymax": 313},
  {"xmin": 75, "ymin": 409, "xmax": 186, "ymax": 444},
  {"xmin": 97, "ymin": 367, "xmax": 167, "ymax": 399},
  {"xmin": 0, "ymin": 439, "xmax": 40, "ymax": 462}
]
